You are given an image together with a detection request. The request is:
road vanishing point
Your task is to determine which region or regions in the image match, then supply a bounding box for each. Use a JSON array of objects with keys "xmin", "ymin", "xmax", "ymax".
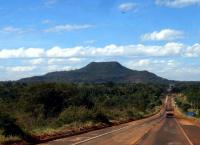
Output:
[{"xmin": 39, "ymin": 96, "xmax": 200, "ymax": 145}]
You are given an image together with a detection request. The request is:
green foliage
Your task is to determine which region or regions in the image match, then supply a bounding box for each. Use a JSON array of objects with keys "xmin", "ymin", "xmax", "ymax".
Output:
[
  {"xmin": 174, "ymin": 83, "xmax": 200, "ymax": 113},
  {"xmin": 0, "ymin": 82, "xmax": 165, "ymax": 142},
  {"xmin": 176, "ymin": 99, "xmax": 191, "ymax": 112},
  {"xmin": 20, "ymin": 62, "xmax": 170, "ymax": 84},
  {"xmin": 0, "ymin": 112, "xmax": 34, "ymax": 143}
]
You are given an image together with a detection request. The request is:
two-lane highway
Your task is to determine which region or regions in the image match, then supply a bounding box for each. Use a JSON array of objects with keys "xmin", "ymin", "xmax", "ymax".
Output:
[
  {"xmin": 39, "ymin": 111, "xmax": 164, "ymax": 145},
  {"xmin": 39, "ymin": 96, "xmax": 200, "ymax": 145},
  {"xmin": 137, "ymin": 118, "xmax": 192, "ymax": 145},
  {"xmin": 137, "ymin": 96, "xmax": 200, "ymax": 145}
]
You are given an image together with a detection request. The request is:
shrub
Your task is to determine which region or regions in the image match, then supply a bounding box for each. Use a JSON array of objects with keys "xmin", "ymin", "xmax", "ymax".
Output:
[{"xmin": 93, "ymin": 111, "xmax": 111, "ymax": 125}]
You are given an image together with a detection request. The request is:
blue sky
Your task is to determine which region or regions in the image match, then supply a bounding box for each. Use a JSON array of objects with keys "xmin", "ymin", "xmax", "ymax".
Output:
[{"xmin": 0, "ymin": 0, "xmax": 200, "ymax": 81}]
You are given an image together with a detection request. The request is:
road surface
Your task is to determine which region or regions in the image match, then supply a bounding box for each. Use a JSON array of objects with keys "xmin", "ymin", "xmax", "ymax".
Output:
[
  {"xmin": 39, "ymin": 96, "xmax": 200, "ymax": 145},
  {"xmin": 39, "ymin": 112, "xmax": 164, "ymax": 145},
  {"xmin": 137, "ymin": 118, "xmax": 192, "ymax": 145}
]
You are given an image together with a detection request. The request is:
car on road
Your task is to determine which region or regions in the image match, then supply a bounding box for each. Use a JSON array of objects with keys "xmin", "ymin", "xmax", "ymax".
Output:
[{"xmin": 166, "ymin": 111, "xmax": 174, "ymax": 118}]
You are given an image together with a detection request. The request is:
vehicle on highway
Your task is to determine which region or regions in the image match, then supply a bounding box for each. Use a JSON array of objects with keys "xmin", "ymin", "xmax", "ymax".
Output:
[
  {"xmin": 165, "ymin": 98, "xmax": 174, "ymax": 118},
  {"xmin": 166, "ymin": 110, "xmax": 174, "ymax": 118}
]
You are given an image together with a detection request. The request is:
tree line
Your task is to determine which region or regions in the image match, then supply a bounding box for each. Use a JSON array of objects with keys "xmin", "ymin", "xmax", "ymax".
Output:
[
  {"xmin": 0, "ymin": 82, "xmax": 166, "ymax": 143},
  {"xmin": 173, "ymin": 83, "xmax": 200, "ymax": 116}
]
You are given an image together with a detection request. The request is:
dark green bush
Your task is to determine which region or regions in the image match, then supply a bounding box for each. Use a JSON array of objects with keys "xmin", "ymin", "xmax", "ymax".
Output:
[{"xmin": 0, "ymin": 82, "xmax": 165, "ymax": 141}]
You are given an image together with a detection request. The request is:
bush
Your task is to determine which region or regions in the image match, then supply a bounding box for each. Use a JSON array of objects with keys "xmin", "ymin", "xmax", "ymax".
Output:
[
  {"xmin": 94, "ymin": 111, "xmax": 111, "ymax": 125},
  {"xmin": 0, "ymin": 112, "xmax": 34, "ymax": 143},
  {"xmin": 0, "ymin": 82, "xmax": 164, "ymax": 141},
  {"xmin": 180, "ymin": 103, "xmax": 191, "ymax": 112},
  {"xmin": 54, "ymin": 107, "xmax": 93, "ymax": 127}
]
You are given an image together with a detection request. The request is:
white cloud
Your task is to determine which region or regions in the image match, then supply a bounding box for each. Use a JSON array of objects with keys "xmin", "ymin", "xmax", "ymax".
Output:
[
  {"xmin": 44, "ymin": 24, "xmax": 93, "ymax": 33},
  {"xmin": 135, "ymin": 59, "xmax": 151, "ymax": 66},
  {"xmin": 160, "ymin": 42, "xmax": 184, "ymax": 55},
  {"xmin": 156, "ymin": 0, "xmax": 200, "ymax": 8},
  {"xmin": 46, "ymin": 46, "xmax": 82, "ymax": 57},
  {"xmin": 6, "ymin": 66, "xmax": 36, "ymax": 72},
  {"xmin": 113, "ymin": 43, "xmax": 184, "ymax": 57},
  {"xmin": 89, "ymin": 44, "xmax": 124, "ymax": 56},
  {"xmin": 29, "ymin": 58, "xmax": 45, "ymax": 65},
  {"xmin": 68, "ymin": 57, "xmax": 81, "ymax": 62},
  {"xmin": 126, "ymin": 59, "xmax": 152, "ymax": 70},
  {"xmin": 3, "ymin": 42, "xmax": 200, "ymax": 59},
  {"xmin": 0, "ymin": 26, "xmax": 26, "ymax": 34},
  {"xmin": 118, "ymin": 3, "xmax": 137, "ymax": 13},
  {"xmin": 47, "ymin": 58, "xmax": 81, "ymax": 65},
  {"xmin": 0, "ymin": 43, "xmax": 187, "ymax": 59},
  {"xmin": 127, "ymin": 58, "xmax": 200, "ymax": 81},
  {"xmin": 127, "ymin": 59, "xmax": 181, "ymax": 79},
  {"xmin": 0, "ymin": 48, "xmax": 45, "ymax": 58},
  {"xmin": 142, "ymin": 29, "xmax": 184, "ymax": 41},
  {"xmin": 127, "ymin": 59, "xmax": 177, "ymax": 71},
  {"xmin": 184, "ymin": 43, "xmax": 200, "ymax": 57}
]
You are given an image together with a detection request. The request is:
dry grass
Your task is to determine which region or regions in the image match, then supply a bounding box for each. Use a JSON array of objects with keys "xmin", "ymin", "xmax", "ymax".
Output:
[
  {"xmin": 31, "ymin": 121, "xmax": 95, "ymax": 136},
  {"xmin": 0, "ymin": 135, "xmax": 21, "ymax": 144}
]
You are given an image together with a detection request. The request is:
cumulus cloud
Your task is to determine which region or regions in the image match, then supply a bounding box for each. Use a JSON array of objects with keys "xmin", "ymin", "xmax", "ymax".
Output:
[
  {"xmin": 46, "ymin": 46, "xmax": 82, "ymax": 57},
  {"xmin": 127, "ymin": 58, "xmax": 200, "ymax": 81},
  {"xmin": 47, "ymin": 58, "xmax": 81, "ymax": 65},
  {"xmin": 0, "ymin": 43, "xmax": 188, "ymax": 59},
  {"xmin": 156, "ymin": 0, "xmax": 200, "ymax": 8},
  {"xmin": 133, "ymin": 59, "xmax": 151, "ymax": 67},
  {"xmin": 184, "ymin": 43, "xmax": 200, "ymax": 57},
  {"xmin": 2, "ymin": 42, "xmax": 200, "ymax": 59},
  {"xmin": 125, "ymin": 42, "xmax": 184, "ymax": 56},
  {"xmin": 2, "ymin": 42, "xmax": 200, "ymax": 81},
  {"xmin": 89, "ymin": 44, "xmax": 124, "ymax": 56},
  {"xmin": 127, "ymin": 59, "xmax": 177, "ymax": 71},
  {"xmin": 0, "ymin": 48, "xmax": 45, "ymax": 58},
  {"xmin": 118, "ymin": 2, "xmax": 137, "ymax": 13},
  {"xmin": 44, "ymin": 24, "xmax": 93, "ymax": 33},
  {"xmin": 141, "ymin": 29, "xmax": 184, "ymax": 41}
]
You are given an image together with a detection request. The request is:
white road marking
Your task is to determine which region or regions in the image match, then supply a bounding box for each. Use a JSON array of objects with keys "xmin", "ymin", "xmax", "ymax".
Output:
[
  {"xmin": 72, "ymin": 125, "xmax": 130, "ymax": 145},
  {"xmin": 167, "ymin": 142, "xmax": 182, "ymax": 145},
  {"xmin": 175, "ymin": 118, "xmax": 194, "ymax": 145},
  {"xmin": 73, "ymin": 116, "xmax": 164, "ymax": 145}
]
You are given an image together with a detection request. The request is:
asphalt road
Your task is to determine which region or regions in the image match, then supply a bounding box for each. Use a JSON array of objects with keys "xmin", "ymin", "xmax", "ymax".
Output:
[
  {"xmin": 181, "ymin": 123, "xmax": 200, "ymax": 145},
  {"xmin": 137, "ymin": 118, "xmax": 192, "ymax": 145},
  {"xmin": 39, "ymin": 112, "xmax": 164, "ymax": 145},
  {"xmin": 137, "ymin": 96, "xmax": 200, "ymax": 145},
  {"xmin": 39, "ymin": 96, "xmax": 200, "ymax": 145}
]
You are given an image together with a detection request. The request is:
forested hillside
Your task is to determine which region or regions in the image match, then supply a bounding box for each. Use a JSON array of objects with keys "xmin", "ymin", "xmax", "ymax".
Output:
[
  {"xmin": 173, "ymin": 83, "xmax": 200, "ymax": 117},
  {"xmin": 0, "ymin": 82, "xmax": 166, "ymax": 144},
  {"xmin": 19, "ymin": 62, "xmax": 170, "ymax": 84}
]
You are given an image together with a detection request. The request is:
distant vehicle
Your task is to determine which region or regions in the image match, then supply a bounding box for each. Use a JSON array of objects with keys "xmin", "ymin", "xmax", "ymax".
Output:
[
  {"xmin": 187, "ymin": 112, "xmax": 196, "ymax": 117},
  {"xmin": 165, "ymin": 98, "xmax": 174, "ymax": 118},
  {"xmin": 166, "ymin": 110, "xmax": 174, "ymax": 118}
]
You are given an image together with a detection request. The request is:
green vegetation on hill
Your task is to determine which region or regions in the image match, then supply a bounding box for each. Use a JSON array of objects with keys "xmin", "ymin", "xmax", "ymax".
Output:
[
  {"xmin": 0, "ymin": 82, "xmax": 166, "ymax": 143},
  {"xmin": 19, "ymin": 62, "xmax": 170, "ymax": 84},
  {"xmin": 173, "ymin": 83, "xmax": 200, "ymax": 117}
]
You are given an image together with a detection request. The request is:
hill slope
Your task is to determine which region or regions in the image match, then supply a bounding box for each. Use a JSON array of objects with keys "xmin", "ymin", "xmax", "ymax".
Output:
[{"xmin": 19, "ymin": 61, "xmax": 170, "ymax": 84}]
